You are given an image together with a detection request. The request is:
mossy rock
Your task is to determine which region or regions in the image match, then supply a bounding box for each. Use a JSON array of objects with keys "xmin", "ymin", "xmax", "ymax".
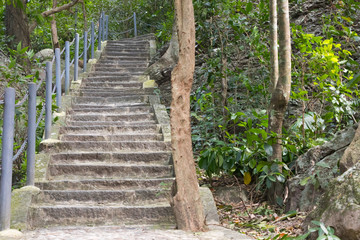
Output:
[{"xmin": 303, "ymin": 162, "xmax": 360, "ymax": 240}]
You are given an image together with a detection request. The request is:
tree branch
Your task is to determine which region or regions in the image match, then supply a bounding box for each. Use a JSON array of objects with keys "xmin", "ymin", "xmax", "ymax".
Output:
[{"xmin": 29, "ymin": 0, "xmax": 80, "ymax": 33}]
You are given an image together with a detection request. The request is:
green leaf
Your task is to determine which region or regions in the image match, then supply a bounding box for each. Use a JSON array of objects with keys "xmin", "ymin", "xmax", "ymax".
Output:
[
  {"xmin": 249, "ymin": 159, "xmax": 256, "ymax": 169},
  {"xmin": 300, "ymin": 177, "xmax": 311, "ymax": 186},
  {"xmin": 264, "ymin": 144, "xmax": 273, "ymax": 156},
  {"xmin": 268, "ymin": 175, "xmax": 276, "ymax": 182}
]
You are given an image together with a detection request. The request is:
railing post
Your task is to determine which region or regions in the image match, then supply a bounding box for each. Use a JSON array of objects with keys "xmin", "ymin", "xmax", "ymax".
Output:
[
  {"xmin": 26, "ymin": 83, "xmax": 37, "ymax": 186},
  {"xmin": 98, "ymin": 15, "xmax": 102, "ymax": 50},
  {"xmin": 55, "ymin": 48, "xmax": 61, "ymax": 108},
  {"xmin": 133, "ymin": 12, "xmax": 137, "ymax": 37},
  {"xmin": 65, "ymin": 41, "xmax": 70, "ymax": 95},
  {"xmin": 105, "ymin": 15, "xmax": 109, "ymax": 40},
  {"xmin": 91, "ymin": 21, "xmax": 95, "ymax": 59},
  {"xmin": 83, "ymin": 30, "xmax": 87, "ymax": 72},
  {"xmin": 0, "ymin": 87, "xmax": 16, "ymax": 231},
  {"xmin": 74, "ymin": 33, "xmax": 79, "ymax": 81},
  {"xmin": 45, "ymin": 62, "xmax": 52, "ymax": 139},
  {"xmin": 102, "ymin": 11, "xmax": 106, "ymax": 41}
]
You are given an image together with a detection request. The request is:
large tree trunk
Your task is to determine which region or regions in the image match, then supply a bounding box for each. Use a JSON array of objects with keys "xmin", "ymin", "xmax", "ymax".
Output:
[
  {"xmin": 269, "ymin": 0, "xmax": 279, "ymax": 94},
  {"xmin": 5, "ymin": 0, "xmax": 30, "ymax": 48},
  {"xmin": 268, "ymin": 0, "xmax": 291, "ymax": 204},
  {"xmin": 170, "ymin": 0, "xmax": 206, "ymax": 231},
  {"xmin": 145, "ymin": 21, "xmax": 179, "ymax": 85}
]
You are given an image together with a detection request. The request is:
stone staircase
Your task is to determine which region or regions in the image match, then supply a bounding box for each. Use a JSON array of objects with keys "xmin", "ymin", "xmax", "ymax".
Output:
[{"xmin": 28, "ymin": 35, "xmax": 175, "ymax": 228}]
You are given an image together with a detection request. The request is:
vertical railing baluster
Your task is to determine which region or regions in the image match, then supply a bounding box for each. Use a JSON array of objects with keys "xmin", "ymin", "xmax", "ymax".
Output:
[
  {"xmin": 98, "ymin": 15, "xmax": 102, "ymax": 50},
  {"xmin": 105, "ymin": 15, "xmax": 109, "ymax": 40},
  {"xmin": 83, "ymin": 31, "xmax": 88, "ymax": 72},
  {"xmin": 91, "ymin": 21, "xmax": 95, "ymax": 59},
  {"xmin": 102, "ymin": 11, "xmax": 106, "ymax": 41},
  {"xmin": 0, "ymin": 87, "xmax": 16, "ymax": 231},
  {"xmin": 74, "ymin": 33, "xmax": 79, "ymax": 81},
  {"xmin": 55, "ymin": 48, "xmax": 61, "ymax": 108},
  {"xmin": 26, "ymin": 83, "xmax": 36, "ymax": 186},
  {"xmin": 65, "ymin": 41, "xmax": 70, "ymax": 95},
  {"xmin": 133, "ymin": 12, "xmax": 137, "ymax": 37},
  {"xmin": 45, "ymin": 62, "xmax": 52, "ymax": 139}
]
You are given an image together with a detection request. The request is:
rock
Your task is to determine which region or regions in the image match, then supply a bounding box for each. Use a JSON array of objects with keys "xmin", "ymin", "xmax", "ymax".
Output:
[
  {"xmin": 340, "ymin": 124, "xmax": 360, "ymax": 173},
  {"xmin": 303, "ymin": 162, "xmax": 360, "ymax": 240},
  {"xmin": 213, "ymin": 186, "xmax": 248, "ymax": 204},
  {"xmin": 34, "ymin": 49, "xmax": 54, "ymax": 62},
  {"xmin": 286, "ymin": 124, "xmax": 357, "ymax": 212}
]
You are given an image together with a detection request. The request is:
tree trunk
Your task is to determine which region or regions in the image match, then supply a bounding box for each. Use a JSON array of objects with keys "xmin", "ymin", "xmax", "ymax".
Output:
[
  {"xmin": 170, "ymin": 0, "xmax": 206, "ymax": 231},
  {"xmin": 81, "ymin": 0, "xmax": 87, "ymax": 31},
  {"xmin": 5, "ymin": 0, "xmax": 31, "ymax": 48},
  {"xmin": 268, "ymin": 0, "xmax": 292, "ymax": 205},
  {"xmin": 269, "ymin": 0, "xmax": 279, "ymax": 94},
  {"xmin": 51, "ymin": 0, "xmax": 60, "ymax": 49}
]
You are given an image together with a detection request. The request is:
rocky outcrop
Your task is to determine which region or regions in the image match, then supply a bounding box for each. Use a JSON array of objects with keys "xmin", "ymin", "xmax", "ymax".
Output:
[
  {"xmin": 34, "ymin": 48, "xmax": 54, "ymax": 62},
  {"xmin": 340, "ymin": 124, "xmax": 360, "ymax": 173},
  {"xmin": 286, "ymin": 124, "xmax": 357, "ymax": 212},
  {"xmin": 303, "ymin": 162, "xmax": 360, "ymax": 240}
]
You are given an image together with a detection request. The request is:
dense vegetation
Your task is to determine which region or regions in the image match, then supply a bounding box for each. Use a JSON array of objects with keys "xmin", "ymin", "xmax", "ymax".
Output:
[{"xmin": 0, "ymin": 0, "xmax": 359, "ymax": 238}]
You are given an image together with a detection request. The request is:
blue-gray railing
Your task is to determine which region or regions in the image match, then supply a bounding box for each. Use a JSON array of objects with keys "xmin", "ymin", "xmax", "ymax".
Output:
[{"xmin": 0, "ymin": 13, "xmax": 110, "ymax": 231}]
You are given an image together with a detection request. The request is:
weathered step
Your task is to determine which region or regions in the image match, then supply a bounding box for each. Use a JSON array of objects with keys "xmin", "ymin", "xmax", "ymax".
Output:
[
  {"xmin": 79, "ymin": 90, "xmax": 151, "ymax": 97},
  {"xmin": 36, "ymin": 178, "xmax": 175, "ymax": 190},
  {"xmin": 29, "ymin": 204, "xmax": 174, "ymax": 228},
  {"xmin": 96, "ymin": 60, "xmax": 148, "ymax": 65},
  {"xmin": 84, "ymin": 75, "xmax": 142, "ymax": 80},
  {"xmin": 103, "ymin": 52, "xmax": 148, "ymax": 57},
  {"xmin": 67, "ymin": 120, "xmax": 157, "ymax": 127},
  {"xmin": 72, "ymin": 95, "xmax": 148, "ymax": 105},
  {"xmin": 67, "ymin": 113, "xmax": 155, "ymax": 122},
  {"xmin": 104, "ymin": 48, "xmax": 148, "ymax": 53},
  {"xmin": 81, "ymin": 81, "xmax": 143, "ymax": 89},
  {"xmin": 70, "ymin": 102, "xmax": 150, "ymax": 110},
  {"xmin": 101, "ymin": 56, "xmax": 148, "ymax": 61},
  {"xmin": 68, "ymin": 105, "xmax": 151, "ymax": 114},
  {"xmin": 59, "ymin": 125, "xmax": 160, "ymax": 135},
  {"xmin": 50, "ymin": 152, "xmax": 171, "ymax": 165},
  {"xmin": 95, "ymin": 63, "xmax": 148, "ymax": 69},
  {"xmin": 47, "ymin": 141, "xmax": 170, "ymax": 152},
  {"xmin": 93, "ymin": 67, "xmax": 147, "ymax": 73},
  {"xmin": 89, "ymin": 71, "xmax": 145, "ymax": 77},
  {"xmin": 47, "ymin": 163, "xmax": 173, "ymax": 180},
  {"xmin": 35, "ymin": 189, "xmax": 170, "ymax": 205},
  {"xmin": 60, "ymin": 133, "xmax": 163, "ymax": 142}
]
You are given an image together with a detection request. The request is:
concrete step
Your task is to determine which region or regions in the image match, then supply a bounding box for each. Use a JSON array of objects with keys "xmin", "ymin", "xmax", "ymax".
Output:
[
  {"xmin": 59, "ymin": 125, "xmax": 160, "ymax": 135},
  {"xmin": 95, "ymin": 63, "xmax": 148, "ymax": 69},
  {"xmin": 67, "ymin": 113, "xmax": 155, "ymax": 122},
  {"xmin": 104, "ymin": 48, "xmax": 148, "ymax": 53},
  {"xmin": 101, "ymin": 56, "xmax": 149, "ymax": 61},
  {"xmin": 66, "ymin": 120, "xmax": 157, "ymax": 127},
  {"xmin": 47, "ymin": 163, "xmax": 173, "ymax": 180},
  {"xmin": 35, "ymin": 189, "xmax": 170, "ymax": 205},
  {"xmin": 85, "ymin": 74, "xmax": 142, "ymax": 79},
  {"xmin": 36, "ymin": 178, "xmax": 175, "ymax": 191},
  {"xmin": 103, "ymin": 52, "xmax": 148, "ymax": 57},
  {"xmin": 96, "ymin": 60, "xmax": 148, "ymax": 65},
  {"xmin": 81, "ymin": 81, "xmax": 143, "ymax": 89},
  {"xmin": 29, "ymin": 204, "xmax": 174, "ymax": 228},
  {"xmin": 92, "ymin": 67, "xmax": 147, "ymax": 73},
  {"xmin": 72, "ymin": 95, "xmax": 148, "ymax": 105},
  {"xmin": 69, "ymin": 105, "xmax": 151, "ymax": 114},
  {"xmin": 79, "ymin": 90, "xmax": 153, "ymax": 97},
  {"xmin": 50, "ymin": 152, "xmax": 171, "ymax": 165},
  {"xmin": 48, "ymin": 141, "xmax": 170, "ymax": 152},
  {"xmin": 60, "ymin": 134, "xmax": 162, "ymax": 142},
  {"xmin": 70, "ymin": 102, "xmax": 149, "ymax": 110}
]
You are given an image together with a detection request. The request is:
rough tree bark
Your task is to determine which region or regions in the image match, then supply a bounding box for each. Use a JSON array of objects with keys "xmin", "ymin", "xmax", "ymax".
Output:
[
  {"xmin": 268, "ymin": 0, "xmax": 292, "ymax": 204},
  {"xmin": 269, "ymin": 0, "xmax": 279, "ymax": 94},
  {"xmin": 170, "ymin": 0, "xmax": 206, "ymax": 231},
  {"xmin": 5, "ymin": 0, "xmax": 30, "ymax": 48},
  {"xmin": 51, "ymin": 0, "xmax": 60, "ymax": 49},
  {"xmin": 145, "ymin": 21, "xmax": 179, "ymax": 85}
]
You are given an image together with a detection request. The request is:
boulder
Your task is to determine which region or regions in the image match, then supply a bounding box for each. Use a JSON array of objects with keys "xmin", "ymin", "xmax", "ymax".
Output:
[
  {"xmin": 340, "ymin": 124, "xmax": 360, "ymax": 173},
  {"xmin": 34, "ymin": 49, "xmax": 54, "ymax": 62},
  {"xmin": 286, "ymin": 124, "xmax": 357, "ymax": 212},
  {"xmin": 213, "ymin": 186, "xmax": 248, "ymax": 204},
  {"xmin": 303, "ymin": 162, "xmax": 360, "ymax": 240}
]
